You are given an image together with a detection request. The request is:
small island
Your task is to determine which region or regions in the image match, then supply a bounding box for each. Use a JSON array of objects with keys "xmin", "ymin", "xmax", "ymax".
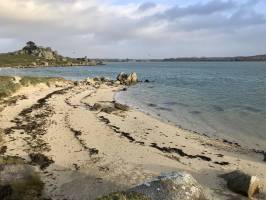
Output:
[{"xmin": 0, "ymin": 41, "xmax": 104, "ymax": 68}]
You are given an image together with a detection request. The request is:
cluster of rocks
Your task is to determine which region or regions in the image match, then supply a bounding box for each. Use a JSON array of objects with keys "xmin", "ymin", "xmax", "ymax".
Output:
[
  {"xmin": 83, "ymin": 72, "xmax": 139, "ymax": 88},
  {"xmin": 98, "ymin": 170, "xmax": 263, "ymax": 200},
  {"xmin": 15, "ymin": 41, "xmax": 59, "ymax": 61},
  {"xmin": 11, "ymin": 41, "xmax": 103, "ymax": 68},
  {"xmin": 116, "ymin": 72, "xmax": 138, "ymax": 85}
]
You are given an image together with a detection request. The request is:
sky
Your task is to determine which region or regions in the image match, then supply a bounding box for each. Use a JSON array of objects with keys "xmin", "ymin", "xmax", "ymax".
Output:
[{"xmin": 0, "ymin": 0, "xmax": 266, "ymax": 58}]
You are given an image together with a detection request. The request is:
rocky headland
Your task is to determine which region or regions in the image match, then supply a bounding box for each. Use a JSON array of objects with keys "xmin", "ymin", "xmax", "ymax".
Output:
[
  {"xmin": 0, "ymin": 41, "xmax": 103, "ymax": 68},
  {"xmin": 0, "ymin": 73, "xmax": 265, "ymax": 200}
]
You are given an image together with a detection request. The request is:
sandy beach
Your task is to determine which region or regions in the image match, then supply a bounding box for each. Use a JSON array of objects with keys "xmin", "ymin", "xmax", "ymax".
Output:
[{"xmin": 0, "ymin": 78, "xmax": 265, "ymax": 200}]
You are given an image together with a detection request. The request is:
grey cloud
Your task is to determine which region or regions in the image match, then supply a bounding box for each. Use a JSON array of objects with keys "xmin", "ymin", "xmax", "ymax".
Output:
[
  {"xmin": 138, "ymin": 2, "xmax": 156, "ymax": 11},
  {"xmin": 0, "ymin": 0, "xmax": 266, "ymax": 58}
]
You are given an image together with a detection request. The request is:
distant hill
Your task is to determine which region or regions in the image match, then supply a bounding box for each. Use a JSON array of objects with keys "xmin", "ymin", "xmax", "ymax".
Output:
[
  {"xmin": 102, "ymin": 55, "xmax": 266, "ymax": 62},
  {"xmin": 162, "ymin": 55, "xmax": 266, "ymax": 62},
  {"xmin": 0, "ymin": 41, "xmax": 103, "ymax": 68}
]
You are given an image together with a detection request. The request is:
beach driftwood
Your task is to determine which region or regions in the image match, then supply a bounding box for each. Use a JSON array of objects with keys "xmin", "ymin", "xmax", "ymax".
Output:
[{"xmin": 220, "ymin": 170, "xmax": 261, "ymax": 198}]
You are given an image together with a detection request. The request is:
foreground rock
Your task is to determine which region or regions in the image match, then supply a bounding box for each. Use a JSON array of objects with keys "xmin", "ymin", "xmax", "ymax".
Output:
[
  {"xmin": 220, "ymin": 170, "xmax": 262, "ymax": 198},
  {"xmin": 117, "ymin": 72, "xmax": 138, "ymax": 85},
  {"xmin": 128, "ymin": 172, "xmax": 208, "ymax": 200},
  {"xmin": 0, "ymin": 156, "xmax": 44, "ymax": 200}
]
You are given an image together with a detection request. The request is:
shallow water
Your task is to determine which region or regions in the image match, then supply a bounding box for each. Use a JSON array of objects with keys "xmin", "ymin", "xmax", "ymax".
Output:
[{"xmin": 1, "ymin": 62, "xmax": 266, "ymax": 148}]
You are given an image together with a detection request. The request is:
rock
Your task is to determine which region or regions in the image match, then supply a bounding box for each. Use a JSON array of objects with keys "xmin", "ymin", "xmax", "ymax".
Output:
[
  {"xmin": 116, "ymin": 72, "xmax": 138, "ymax": 85},
  {"xmin": 92, "ymin": 103, "xmax": 102, "ymax": 111},
  {"xmin": 31, "ymin": 62, "xmax": 37, "ymax": 67},
  {"xmin": 85, "ymin": 77, "xmax": 95, "ymax": 85},
  {"xmin": 144, "ymin": 79, "xmax": 150, "ymax": 83},
  {"xmin": 74, "ymin": 81, "xmax": 79, "ymax": 86},
  {"xmin": 0, "ymin": 164, "xmax": 34, "ymax": 184},
  {"xmin": 220, "ymin": 170, "xmax": 261, "ymax": 198},
  {"xmin": 0, "ymin": 146, "xmax": 7, "ymax": 155},
  {"xmin": 114, "ymin": 102, "xmax": 130, "ymax": 111},
  {"xmin": 127, "ymin": 72, "xmax": 138, "ymax": 85},
  {"xmin": 0, "ymin": 185, "xmax": 12, "ymax": 199},
  {"xmin": 93, "ymin": 77, "xmax": 101, "ymax": 82},
  {"xmin": 101, "ymin": 106, "xmax": 117, "ymax": 114},
  {"xmin": 29, "ymin": 153, "xmax": 54, "ymax": 170},
  {"xmin": 41, "ymin": 61, "xmax": 49, "ymax": 67},
  {"xmin": 0, "ymin": 162, "xmax": 43, "ymax": 200},
  {"xmin": 129, "ymin": 171, "xmax": 208, "ymax": 200}
]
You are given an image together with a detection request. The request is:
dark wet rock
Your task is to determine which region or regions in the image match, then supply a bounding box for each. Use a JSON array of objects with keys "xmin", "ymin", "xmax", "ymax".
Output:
[
  {"xmin": 122, "ymin": 87, "xmax": 127, "ymax": 91},
  {"xmin": 147, "ymin": 103, "xmax": 157, "ymax": 107},
  {"xmin": 93, "ymin": 77, "xmax": 101, "ymax": 82},
  {"xmin": 244, "ymin": 106, "xmax": 261, "ymax": 113},
  {"xmin": 156, "ymin": 107, "xmax": 172, "ymax": 111},
  {"xmin": 190, "ymin": 111, "xmax": 201, "ymax": 114},
  {"xmin": 129, "ymin": 172, "xmax": 208, "ymax": 200},
  {"xmin": 0, "ymin": 146, "xmax": 7, "ymax": 155},
  {"xmin": 92, "ymin": 103, "xmax": 103, "ymax": 111},
  {"xmin": 101, "ymin": 106, "xmax": 117, "ymax": 114},
  {"xmin": 0, "ymin": 185, "xmax": 13, "ymax": 199},
  {"xmin": 213, "ymin": 105, "xmax": 224, "ymax": 112},
  {"xmin": 117, "ymin": 72, "xmax": 138, "ymax": 85},
  {"xmin": 144, "ymin": 79, "xmax": 150, "ymax": 83},
  {"xmin": 29, "ymin": 153, "xmax": 54, "ymax": 170},
  {"xmin": 89, "ymin": 148, "xmax": 99, "ymax": 156},
  {"xmin": 114, "ymin": 102, "xmax": 130, "ymax": 111},
  {"xmin": 220, "ymin": 170, "xmax": 262, "ymax": 198}
]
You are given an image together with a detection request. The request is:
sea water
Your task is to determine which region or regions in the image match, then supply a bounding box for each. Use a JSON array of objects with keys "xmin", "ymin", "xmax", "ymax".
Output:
[{"xmin": 1, "ymin": 62, "xmax": 266, "ymax": 148}]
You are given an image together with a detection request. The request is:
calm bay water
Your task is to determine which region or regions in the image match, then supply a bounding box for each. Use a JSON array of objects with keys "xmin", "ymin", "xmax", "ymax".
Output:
[{"xmin": 1, "ymin": 62, "xmax": 266, "ymax": 148}]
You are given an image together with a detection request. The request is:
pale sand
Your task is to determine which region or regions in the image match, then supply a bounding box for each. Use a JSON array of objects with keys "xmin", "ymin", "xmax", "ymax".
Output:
[{"xmin": 0, "ymin": 80, "xmax": 265, "ymax": 200}]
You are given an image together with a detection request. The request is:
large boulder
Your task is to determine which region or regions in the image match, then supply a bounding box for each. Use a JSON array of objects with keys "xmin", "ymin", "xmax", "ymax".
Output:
[
  {"xmin": 129, "ymin": 172, "xmax": 208, "ymax": 200},
  {"xmin": 220, "ymin": 170, "xmax": 262, "ymax": 198},
  {"xmin": 117, "ymin": 72, "xmax": 138, "ymax": 85}
]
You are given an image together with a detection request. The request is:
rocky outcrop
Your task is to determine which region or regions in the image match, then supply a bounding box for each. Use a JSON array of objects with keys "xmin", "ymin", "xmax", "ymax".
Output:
[
  {"xmin": 129, "ymin": 172, "xmax": 208, "ymax": 200},
  {"xmin": 220, "ymin": 170, "xmax": 262, "ymax": 198},
  {"xmin": 117, "ymin": 72, "xmax": 138, "ymax": 85},
  {"xmin": 17, "ymin": 41, "xmax": 58, "ymax": 60}
]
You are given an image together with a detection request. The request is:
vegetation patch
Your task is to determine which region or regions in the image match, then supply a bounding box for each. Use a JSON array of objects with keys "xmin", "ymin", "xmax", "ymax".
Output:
[
  {"xmin": 0, "ymin": 77, "xmax": 20, "ymax": 99},
  {"xmin": 20, "ymin": 76, "xmax": 64, "ymax": 87},
  {"xmin": 96, "ymin": 191, "xmax": 151, "ymax": 200},
  {"xmin": 0, "ymin": 76, "xmax": 65, "ymax": 101}
]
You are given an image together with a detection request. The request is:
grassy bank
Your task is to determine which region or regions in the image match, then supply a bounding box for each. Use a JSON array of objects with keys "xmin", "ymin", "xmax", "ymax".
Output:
[
  {"xmin": 0, "ymin": 76, "xmax": 64, "ymax": 100},
  {"xmin": 0, "ymin": 53, "xmax": 74, "ymax": 67}
]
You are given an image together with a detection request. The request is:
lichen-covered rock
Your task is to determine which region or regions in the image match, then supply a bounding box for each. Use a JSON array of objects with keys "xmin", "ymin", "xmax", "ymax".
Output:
[
  {"xmin": 117, "ymin": 72, "xmax": 138, "ymax": 85},
  {"xmin": 129, "ymin": 172, "xmax": 208, "ymax": 200},
  {"xmin": 220, "ymin": 170, "xmax": 262, "ymax": 198}
]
